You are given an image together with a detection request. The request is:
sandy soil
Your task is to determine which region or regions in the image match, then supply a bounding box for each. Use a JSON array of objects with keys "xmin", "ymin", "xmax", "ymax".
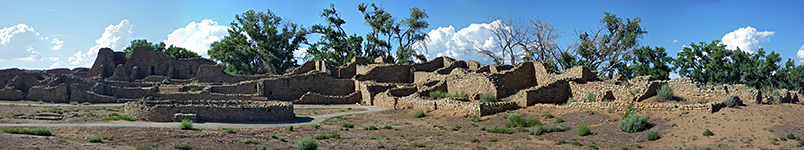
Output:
[{"xmin": 1, "ymin": 102, "xmax": 802, "ymax": 150}]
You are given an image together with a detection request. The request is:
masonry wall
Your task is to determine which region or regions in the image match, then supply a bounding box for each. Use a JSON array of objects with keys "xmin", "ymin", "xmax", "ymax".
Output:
[
  {"xmin": 262, "ymin": 72, "xmax": 355, "ymax": 101},
  {"xmin": 124, "ymin": 100, "xmax": 294, "ymax": 122}
]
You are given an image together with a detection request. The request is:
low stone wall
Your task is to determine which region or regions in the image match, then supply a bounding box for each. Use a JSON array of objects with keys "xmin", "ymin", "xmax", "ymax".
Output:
[
  {"xmin": 479, "ymin": 101, "xmax": 520, "ymax": 115},
  {"xmin": 510, "ymin": 79, "xmax": 570, "ymax": 107},
  {"xmin": 124, "ymin": 99, "xmax": 294, "ymax": 122},
  {"xmin": 295, "ymin": 91, "xmax": 362, "ymax": 104},
  {"xmin": 374, "ymin": 90, "xmax": 520, "ymax": 116},
  {"xmin": 27, "ymin": 83, "xmax": 69, "ymax": 102},
  {"xmin": 531, "ymin": 101, "xmax": 724, "ymax": 113},
  {"xmin": 156, "ymin": 92, "xmax": 255, "ymax": 100},
  {"xmin": 355, "ymin": 64, "xmax": 413, "ymax": 83},
  {"xmin": 0, "ymin": 88, "xmax": 24, "ymax": 100},
  {"xmin": 208, "ymin": 81, "xmax": 260, "ymax": 95}
]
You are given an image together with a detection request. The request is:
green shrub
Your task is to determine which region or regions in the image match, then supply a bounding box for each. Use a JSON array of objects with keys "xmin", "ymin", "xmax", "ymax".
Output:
[
  {"xmin": 270, "ymin": 131, "xmax": 278, "ymax": 139},
  {"xmin": 179, "ymin": 119, "xmax": 193, "ymax": 130},
  {"xmin": 312, "ymin": 125, "xmax": 320, "ymax": 129},
  {"xmin": 383, "ymin": 125, "xmax": 392, "ymax": 129},
  {"xmin": 486, "ymin": 127, "xmax": 514, "ymax": 134},
  {"xmin": 489, "ymin": 138, "xmax": 498, "ymax": 142},
  {"xmin": 218, "ymin": 127, "xmax": 234, "ymax": 133},
  {"xmin": 529, "ymin": 125, "xmax": 544, "ymax": 135},
  {"xmin": 576, "ymin": 124, "xmax": 591, "ymax": 136},
  {"xmin": 258, "ymin": 144, "xmax": 266, "ymax": 150},
  {"xmin": 297, "ymin": 137, "xmax": 317, "ymax": 150},
  {"xmin": 479, "ymin": 93, "xmax": 496, "ymax": 103},
  {"xmin": 3, "ymin": 128, "xmax": 53, "ymax": 136},
  {"xmin": 313, "ymin": 134, "xmax": 340, "ymax": 140},
  {"xmin": 412, "ymin": 110, "xmax": 425, "ymax": 118},
  {"xmin": 412, "ymin": 143, "xmax": 425, "ymax": 147},
  {"xmin": 589, "ymin": 145, "xmax": 599, "ymax": 150},
  {"xmin": 584, "ymin": 92, "xmax": 597, "ymax": 102},
  {"xmin": 566, "ymin": 97, "xmax": 578, "ymax": 104},
  {"xmin": 703, "ymin": 129, "xmax": 714, "ymax": 136},
  {"xmin": 288, "ymin": 125, "xmax": 294, "ymax": 131},
  {"xmin": 173, "ymin": 143, "xmax": 190, "ymax": 149},
  {"xmin": 364, "ymin": 126, "xmax": 378, "ymax": 130},
  {"xmin": 341, "ymin": 123, "xmax": 355, "ymax": 128},
  {"xmin": 618, "ymin": 114, "xmax": 648, "ymax": 133},
  {"xmin": 471, "ymin": 138, "xmax": 479, "ymax": 143},
  {"xmin": 544, "ymin": 123, "xmax": 569, "ymax": 132},
  {"xmin": 787, "ymin": 133, "xmax": 796, "ymax": 140},
  {"xmin": 102, "ymin": 113, "xmax": 135, "ymax": 121},
  {"xmin": 505, "ymin": 114, "xmax": 541, "ymax": 128},
  {"xmin": 555, "ymin": 118, "xmax": 564, "ymax": 123},
  {"xmin": 88, "ymin": 137, "xmax": 103, "ymax": 143},
  {"xmin": 724, "ymin": 96, "xmax": 738, "ymax": 108},
  {"xmin": 647, "ymin": 131, "xmax": 659, "ymax": 141},
  {"xmin": 12, "ymin": 113, "xmax": 25, "ymax": 117},
  {"xmin": 241, "ymin": 138, "xmax": 261, "ymax": 144},
  {"xmin": 471, "ymin": 114, "xmax": 481, "ymax": 122},
  {"xmin": 572, "ymin": 141, "xmax": 582, "ymax": 146},
  {"xmin": 656, "ymin": 85, "xmax": 674, "ymax": 102}
]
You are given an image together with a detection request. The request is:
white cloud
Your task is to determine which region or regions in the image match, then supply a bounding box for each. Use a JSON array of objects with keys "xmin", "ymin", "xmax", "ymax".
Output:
[
  {"xmin": 669, "ymin": 73, "xmax": 680, "ymax": 79},
  {"xmin": 163, "ymin": 19, "xmax": 229, "ymax": 57},
  {"xmin": 413, "ymin": 20, "xmax": 512, "ymax": 64},
  {"xmin": 671, "ymin": 40, "xmax": 678, "ymax": 43},
  {"xmin": 51, "ymin": 38, "xmax": 63, "ymax": 50},
  {"xmin": 0, "ymin": 24, "xmax": 39, "ymax": 60},
  {"xmin": 64, "ymin": 19, "xmax": 132, "ymax": 68},
  {"xmin": 797, "ymin": 44, "xmax": 804, "ymax": 62},
  {"xmin": 721, "ymin": 26, "xmax": 774, "ymax": 53}
]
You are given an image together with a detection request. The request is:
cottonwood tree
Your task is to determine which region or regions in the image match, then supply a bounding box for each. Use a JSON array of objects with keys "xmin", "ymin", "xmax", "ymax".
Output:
[
  {"xmin": 673, "ymin": 40, "xmax": 782, "ymax": 88},
  {"xmin": 621, "ymin": 46, "xmax": 673, "ymax": 80},
  {"xmin": 358, "ymin": 3, "xmax": 429, "ymax": 64},
  {"xmin": 208, "ymin": 9, "xmax": 306, "ymax": 75},
  {"xmin": 576, "ymin": 12, "xmax": 647, "ymax": 78},
  {"xmin": 123, "ymin": 39, "xmax": 200, "ymax": 59},
  {"xmin": 471, "ymin": 17, "xmax": 562, "ymax": 66},
  {"xmin": 307, "ymin": 4, "xmax": 364, "ymax": 66}
]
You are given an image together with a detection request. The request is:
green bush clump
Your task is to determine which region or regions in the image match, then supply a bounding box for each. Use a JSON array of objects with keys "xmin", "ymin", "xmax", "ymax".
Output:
[
  {"xmin": 576, "ymin": 124, "xmax": 591, "ymax": 136},
  {"xmin": 529, "ymin": 125, "xmax": 544, "ymax": 135},
  {"xmin": 88, "ymin": 137, "xmax": 103, "ymax": 143},
  {"xmin": 412, "ymin": 110, "xmax": 425, "ymax": 118},
  {"xmin": 12, "ymin": 113, "xmax": 25, "ymax": 117},
  {"xmin": 555, "ymin": 118, "xmax": 564, "ymax": 123},
  {"xmin": 618, "ymin": 114, "xmax": 648, "ymax": 133},
  {"xmin": 486, "ymin": 127, "xmax": 514, "ymax": 134},
  {"xmin": 383, "ymin": 125, "xmax": 392, "ymax": 129},
  {"xmin": 656, "ymin": 85, "xmax": 674, "ymax": 102},
  {"xmin": 724, "ymin": 96, "xmax": 738, "ymax": 108},
  {"xmin": 241, "ymin": 138, "xmax": 261, "ymax": 144},
  {"xmin": 297, "ymin": 137, "xmax": 317, "ymax": 150},
  {"xmin": 217, "ymin": 127, "xmax": 234, "ymax": 133},
  {"xmin": 703, "ymin": 129, "xmax": 714, "ymax": 136},
  {"xmin": 341, "ymin": 123, "xmax": 355, "ymax": 128},
  {"xmin": 102, "ymin": 113, "xmax": 135, "ymax": 121},
  {"xmin": 364, "ymin": 126, "xmax": 378, "ymax": 130},
  {"xmin": 584, "ymin": 92, "xmax": 597, "ymax": 102},
  {"xmin": 787, "ymin": 133, "xmax": 796, "ymax": 140},
  {"xmin": 288, "ymin": 125, "xmax": 294, "ymax": 131},
  {"xmin": 479, "ymin": 93, "xmax": 496, "ymax": 103},
  {"xmin": 179, "ymin": 119, "xmax": 193, "ymax": 130},
  {"xmin": 471, "ymin": 138, "xmax": 479, "ymax": 143},
  {"xmin": 313, "ymin": 134, "xmax": 340, "ymax": 140},
  {"xmin": 572, "ymin": 141, "xmax": 582, "ymax": 146},
  {"xmin": 412, "ymin": 143, "xmax": 425, "ymax": 147},
  {"xmin": 647, "ymin": 131, "xmax": 659, "ymax": 141},
  {"xmin": 504, "ymin": 114, "xmax": 541, "ymax": 128},
  {"xmin": 3, "ymin": 128, "xmax": 53, "ymax": 136},
  {"xmin": 173, "ymin": 143, "xmax": 190, "ymax": 149},
  {"xmin": 429, "ymin": 91, "xmax": 468, "ymax": 100},
  {"xmin": 566, "ymin": 97, "xmax": 578, "ymax": 104}
]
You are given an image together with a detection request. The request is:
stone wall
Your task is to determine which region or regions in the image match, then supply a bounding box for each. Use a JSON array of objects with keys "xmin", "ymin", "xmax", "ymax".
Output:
[
  {"xmin": 27, "ymin": 83, "xmax": 69, "ymax": 102},
  {"xmin": 533, "ymin": 101, "xmax": 724, "ymax": 113},
  {"xmin": 208, "ymin": 81, "xmax": 260, "ymax": 95},
  {"xmin": 355, "ymin": 64, "xmax": 413, "ymax": 83},
  {"xmin": 492, "ymin": 62, "xmax": 536, "ymax": 97},
  {"xmin": 295, "ymin": 91, "xmax": 362, "ymax": 104},
  {"xmin": 124, "ymin": 99, "xmax": 294, "ymax": 122},
  {"xmin": 262, "ymin": 72, "xmax": 355, "ymax": 101},
  {"xmin": 510, "ymin": 79, "xmax": 570, "ymax": 107}
]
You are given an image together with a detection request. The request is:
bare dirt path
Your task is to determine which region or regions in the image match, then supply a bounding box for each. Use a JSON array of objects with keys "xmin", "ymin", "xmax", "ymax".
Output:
[{"xmin": 0, "ymin": 104, "xmax": 388, "ymax": 129}]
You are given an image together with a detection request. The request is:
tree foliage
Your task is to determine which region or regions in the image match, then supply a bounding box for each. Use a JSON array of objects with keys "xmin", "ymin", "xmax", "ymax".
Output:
[
  {"xmin": 209, "ymin": 9, "xmax": 306, "ymax": 75},
  {"xmin": 576, "ymin": 12, "xmax": 647, "ymax": 78},
  {"xmin": 124, "ymin": 39, "xmax": 200, "ymax": 59},
  {"xmin": 307, "ymin": 4, "xmax": 364, "ymax": 66},
  {"xmin": 622, "ymin": 46, "xmax": 673, "ymax": 80},
  {"xmin": 673, "ymin": 40, "xmax": 782, "ymax": 88},
  {"xmin": 358, "ymin": 3, "xmax": 429, "ymax": 64}
]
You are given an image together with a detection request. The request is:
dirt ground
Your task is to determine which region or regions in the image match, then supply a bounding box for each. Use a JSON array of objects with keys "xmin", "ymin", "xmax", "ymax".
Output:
[{"xmin": 1, "ymin": 102, "xmax": 803, "ymax": 150}]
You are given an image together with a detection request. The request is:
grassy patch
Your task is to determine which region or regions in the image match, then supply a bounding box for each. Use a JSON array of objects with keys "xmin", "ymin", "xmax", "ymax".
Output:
[
  {"xmin": 241, "ymin": 138, "xmax": 261, "ymax": 144},
  {"xmin": 566, "ymin": 97, "xmax": 578, "ymax": 104},
  {"xmin": 12, "ymin": 113, "xmax": 25, "ymax": 117},
  {"xmin": 341, "ymin": 123, "xmax": 355, "ymax": 128},
  {"xmin": 179, "ymin": 119, "xmax": 193, "ymax": 130},
  {"xmin": 412, "ymin": 143, "xmax": 426, "ymax": 147},
  {"xmin": 383, "ymin": 125, "xmax": 392, "ymax": 129},
  {"xmin": 479, "ymin": 93, "xmax": 496, "ymax": 102},
  {"xmin": 3, "ymin": 128, "xmax": 53, "ymax": 136},
  {"xmin": 486, "ymin": 127, "xmax": 514, "ymax": 134},
  {"xmin": 364, "ymin": 126, "xmax": 378, "ymax": 130},
  {"xmin": 647, "ymin": 131, "xmax": 659, "ymax": 141},
  {"xmin": 656, "ymin": 85, "xmax": 674, "ymax": 102},
  {"xmin": 703, "ymin": 129, "xmax": 714, "ymax": 136},
  {"xmin": 584, "ymin": 92, "xmax": 597, "ymax": 102},
  {"xmin": 102, "ymin": 113, "xmax": 135, "ymax": 121},
  {"xmin": 218, "ymin": 127, "xmax": 234, "ymax": 133},
  {"xmin": 724, "ymin": 96, "xmax": 738, "ymax": 107},
  {"xmin": 412, "ymin": 110, "xmax": 425, "ymax": 118},
  {"xmin": 504, "ymin": 114, "xmax": 541, "ymax": 128},
  {"xmin": 576, "ymin": 124, "xmax": 591, "ymax": 136},
  {"xmin": 572, "ymin": 141, "xmax": 582, "ymax": 146},
  {"xmin": 173, "ymin": 143, "xmax": 190, "ymax": 149},
  {"xmin": 618, "ymin": 114, "xmax": 648, "ymax": 133},
  {"xmin": 297, "ymin": 137, "xmax": 317, "ymax": 150},
  {"xmin": 88, "ymin": 137, "xmax": 103, "ymax": 143},
  {"xmin": 313, "ymin": 133, "xmax": 340, "ymax": 140}
]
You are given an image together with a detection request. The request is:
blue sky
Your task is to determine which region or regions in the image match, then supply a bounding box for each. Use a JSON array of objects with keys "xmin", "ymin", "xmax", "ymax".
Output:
[{"xmin": 1, "ymin": 0, "xmax": 802, "ymax": 70}]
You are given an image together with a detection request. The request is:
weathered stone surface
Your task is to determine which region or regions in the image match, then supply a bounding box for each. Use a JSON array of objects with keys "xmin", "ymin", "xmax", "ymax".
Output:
[
  {"xmin": 27, "ymin": 83, "xmax": 69, "ymax": 102},
  {"xmin": 355, "ymin": 64, "xmax": 413, "ymax": 83},
  {"xmin": 511, "ymin": 79, "xmax": 570, "ymax": 106},
  {"xmin": 0, "ymin": 88, "xmax": 24, "ymax": 100},
  {"xmin": 263, "ymin": 72, "xmax": 355, "ymax": 101},
  {"xmin": 124, "ymin": 100, "xmax": 294, "ymax": 122}
]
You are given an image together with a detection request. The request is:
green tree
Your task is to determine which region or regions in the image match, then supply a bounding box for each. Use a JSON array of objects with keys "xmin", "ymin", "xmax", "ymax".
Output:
[
  {"xmin": 209, "ymin": 9, "xmax": 306, "ymax": 75},
  {"xmin": 356, "ymin": 3, "xmax": 429, "ymax": 64},
  {"xmin": 623, "ymin": 46, "xmax": 673, "ymax": 80},
  {"xmin": 576, "ymin": 12, "xmax": 647, "ymax": 78},
  {"xmin": 123, "ymin": 39, "xmax": 200, "ymax": 59},
  {"xmin": 307, "ymin": 4, "xmax": 364, "ymax": 66}
]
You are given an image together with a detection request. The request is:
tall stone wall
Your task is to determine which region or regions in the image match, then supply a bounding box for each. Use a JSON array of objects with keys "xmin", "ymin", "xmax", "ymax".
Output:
[
  {"xmin": 262, "ymin": 72, "xmax": 355, "ymax": 101},
  {"xmin": 511, "ymin": 79, "xmax": 570, "ymax": 107},
  {"xmin": 124, "ymin": 100, "xmax": 294, "ymax": 122},
  {"xmin": 355, "ymin": 64, "xmax": 413, "ymax": 83}
]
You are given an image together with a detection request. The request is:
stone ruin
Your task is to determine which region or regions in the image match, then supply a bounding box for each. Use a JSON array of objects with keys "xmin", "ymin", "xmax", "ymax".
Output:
[{"xmin": 1, "ymin": 46, "xmax": 801, "ymax": 122}]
